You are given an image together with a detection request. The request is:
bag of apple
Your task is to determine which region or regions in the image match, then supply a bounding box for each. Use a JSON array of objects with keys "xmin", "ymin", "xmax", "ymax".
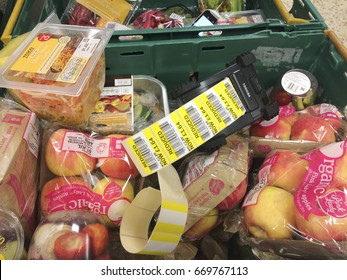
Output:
[
  {"xmin": 39, "ymin": 125, "xmax": 140, "ymax": 229},
  {"xmin": 178, "ymin": 134, "xmax": 250, "ymax": 241},
  {"xmin": 248, "ymin": 103, "xmax": 346, "ymax": 157},
  {"xmin": 240, "ymin": 142, "xmax": 347, "ymax": 259}
]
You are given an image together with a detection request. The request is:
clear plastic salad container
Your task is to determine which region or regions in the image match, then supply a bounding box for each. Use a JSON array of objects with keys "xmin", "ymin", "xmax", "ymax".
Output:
[
  {"xmin": 88, "ymin": 75, "xmax": 170, "ymax": 134},
  {"xmin": 0, "ymin": 22, "xmax": 113, "ymax": 126}
]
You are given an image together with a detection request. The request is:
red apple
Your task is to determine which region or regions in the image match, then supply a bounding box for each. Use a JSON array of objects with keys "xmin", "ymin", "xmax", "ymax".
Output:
[
  {"xmin": 290, "ymin": 116, "xmax": 336, "ymax": 142},
  {"xmin": 302, "ymin": 103, "xmax": 343, "ymax": 131},
  {"xmin": 54, "ymin": 232, "xmax": 90, "ymax": 260},
  {"xmin": 82, "ymin": 223, "xmax": 109, "ymax": 257},
  {"xmin": 265, "ymin": 150, "xmax": 309, "ymax": 193},
  {"xmin": 217, "ymin": 179, "xmax": 247, "ymax": 210},
  {"xmin": 98, "ymin": 134, "xmax": 139, "ymax": 180},
  {"xmin": 40, "ymin": 176, "xmax": 92, "ymax": 216},
  {"xmin": 250, "ymin": 106, "xmax": 297, "ymax": 140},
  {"xmin": 45, "ymin": 128, "xmax": 96, "ymax": 176},
  {"xmin": 270, "ymin": 88, "xmax": 292, "ymax": 106}
]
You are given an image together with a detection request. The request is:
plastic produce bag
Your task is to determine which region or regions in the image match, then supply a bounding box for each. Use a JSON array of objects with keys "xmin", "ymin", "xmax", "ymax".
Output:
[
  {"xmin": 178, "ymin": 134, "xmax": 250, "ymax": 240},
  {"xmin": 248, "ymin": 103, "xmax": 347, "ymax": 157},
  {"xmin": 38, "ymin": 124, "xmax": 140, "ymax": 228},
  {"xmin": 0, "ymin": 98, "xmax": 41, "ymax": 240},
  {"xmin": 240, "ymin": 142, "xmax": 347, "ymax": 259}
]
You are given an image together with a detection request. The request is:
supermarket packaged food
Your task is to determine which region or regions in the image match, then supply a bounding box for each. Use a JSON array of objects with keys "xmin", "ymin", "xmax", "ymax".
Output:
[
  {"xmin": 240, "ymin": 143, "xmax": 347, "ymax": 259},
  {"xmin": 0, "ymin": 98, "xmax": 40, "ymax": 239},
  {"xmin": 178, "ymin": 135, "xmax": 250, "ymax": 240},
  {"xmin": 28, "ymin": 210, "xmax": 111, "ymax": 260},
  {"xmin": 0, "ymin": 208, "xmax": 25, "ymax": 260},
  {"xmin": 0, "ymin": 22, "xmax": 113, "ymax": 126},
  {"xmin": 60, "ymin": 0, "xmax": 141, "ymax": 27},
  {"xmin": 248, "ymin": 103, "xmax": 347, "ymax": 157},
  {"xmin": 38, "ymin": 124, "xmax": 140, "ymax": 228},
  {"xmin": 88, "ymin": 75, "xmax": 169, "ymax": 134}
]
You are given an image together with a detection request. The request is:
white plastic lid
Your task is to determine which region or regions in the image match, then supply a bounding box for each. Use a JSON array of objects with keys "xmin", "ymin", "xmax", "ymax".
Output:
[{"xmin": 0, "ymin": 23, "xmax": 113, "ymax": 97}]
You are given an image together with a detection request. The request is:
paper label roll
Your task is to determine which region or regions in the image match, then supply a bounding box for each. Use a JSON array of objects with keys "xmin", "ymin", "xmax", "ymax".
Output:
[{"xmin": 120, "ymin": 165, "xmax": 188, "ymax": 255}]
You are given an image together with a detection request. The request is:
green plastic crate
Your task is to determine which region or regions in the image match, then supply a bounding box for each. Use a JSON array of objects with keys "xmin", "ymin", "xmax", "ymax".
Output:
[
  {"xmin": 7, "ymin": 0, "xmax": 327, "ymax": 41},
  {"xmin": 105, "ymin": 28, "xmax": 347, "ymax": 110}
]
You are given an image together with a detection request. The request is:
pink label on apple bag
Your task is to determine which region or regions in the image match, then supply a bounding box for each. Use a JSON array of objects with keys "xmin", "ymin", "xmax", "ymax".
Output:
[
  {"xmin": 45, "ymin": 182, "xmax": 131, "ymax": 224},
  {"xmin": 294, "ymin": 141, "xmax": 347, "ymax": 220},
  {"xmin": 256, "ymin": 105, "xmax": 296, "ymax": 128},
  {"xmin": 61, "ymin": 131, "xmax": 127, "ymax": 159}
]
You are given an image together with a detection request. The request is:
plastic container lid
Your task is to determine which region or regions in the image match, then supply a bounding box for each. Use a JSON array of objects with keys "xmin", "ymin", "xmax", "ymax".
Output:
[
  {"xmin": 0, "ymin": 208, "xmax": 25, "ymax": 260},
  {"xmin": 0, "ymin": 22, "xmax": 113, "ymax": 97}
]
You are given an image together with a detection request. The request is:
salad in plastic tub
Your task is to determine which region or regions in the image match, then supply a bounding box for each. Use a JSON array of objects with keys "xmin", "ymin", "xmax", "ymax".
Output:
[
  {"xmin": 0, "ymin": 22, "xmax": 113, "ymax": 126},
  {"xmin": 88, "ymin": 75, "xmax": 169, "ymax": 134},
  {"xmin": 0, "ymin": 208, "xmax": 25, "ymax": 260},
  {"xmin": 28, "ymin": 210, "xmax": 111, "ymax": 260}
]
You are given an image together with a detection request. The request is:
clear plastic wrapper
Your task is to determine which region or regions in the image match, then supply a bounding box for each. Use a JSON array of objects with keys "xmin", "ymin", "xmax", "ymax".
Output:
[
  {"xmin": 240, "ymin": 143, "xmax": 347, "ymax": 259},
  {"xmin": 198, "ymin": 0, "xmax": 245, "ymax": 12},
  {"xmin": 178, "ymin": 134, "xmax": 250, "ymax": 241},
  {"xmin": 88, "ymin": 75, "xmax": 169, "ymax": 135},
  {"xmin": 0, "ymin": 22, "xmax": 112, "ymax": 126},
  {"xmin": 0, "ymin": 208, "xmax": 25, "ymax": 260},
  {"xmin": 39, "ymin": 124, "xmax": 140, "ymax": 228},
  {"xmin": 61, "ymin": 0, "xmax": 140, "ymax": 27},
  {"xmin": 0, "ymin": 98, "xmax": 41, "ymax": 240},
  {"xmin": 248, "ymin": 103, "xmax": 347, "ymax": 157},
  {"xmin": 132, "ymin": 10, "xmax": 185, "ymax": 29},
  {"xmin": 28, "ymin": 210, "xmax": 111, "ymax": 260},
  {"xmin": 217, "ymin": 9, "xmax": 265, "ymax": 24}
]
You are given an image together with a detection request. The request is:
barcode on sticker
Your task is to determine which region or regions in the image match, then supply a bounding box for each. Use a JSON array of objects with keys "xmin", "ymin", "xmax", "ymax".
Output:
[
  {"xmin": 186, "ymin": 105, "xmax": 212, "ymax": 141},
  {"xmin": 133, "ymin": 135, "xmax": 159, "ymax": 171},
  {"xmin": 122, "ymin": 77, "xmax": 246, "ymax": 176},
  {"xmin": 206, "ymin": 92, "xmax": 232, "ymax": 124},
  {"xmin": 225, "ymin": 81, "xmax": 246, "ymax": 112},
  {"xmin": 159, "ymin": 121, "xmax": 186, "ymax": 157},
  {"xmin": 288, "ymin": 82, "xmax": 305, "ymax": 94}
]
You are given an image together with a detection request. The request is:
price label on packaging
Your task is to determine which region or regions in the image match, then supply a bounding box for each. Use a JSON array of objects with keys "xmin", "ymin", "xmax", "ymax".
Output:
[
  {"xmin": 77, "ymin": 0, "xmax": 132, "ymax": 23},
  {"xmin": 122, "ymin": 78, "xmax": 246, "ymax": 177}
]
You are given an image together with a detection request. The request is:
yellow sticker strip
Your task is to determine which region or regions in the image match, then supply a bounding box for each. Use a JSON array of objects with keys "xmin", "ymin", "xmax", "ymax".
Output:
[
  {"xmin": 120, "ymin": 165, "xmax": 188, "ymax": 255},
  {"xmin": 123, "ymin": 77, "xmax": 246, "ymax": 177}
]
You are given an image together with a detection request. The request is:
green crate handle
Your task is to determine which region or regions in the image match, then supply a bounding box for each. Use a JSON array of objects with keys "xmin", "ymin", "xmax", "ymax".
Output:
[
  {"xmin": 324, "ymin": 29, "xmax": 347, "ymax": 64},
  {"xmin": 274, "ymin": 0, "xmax": 309, "ymax": 24},
  {"xmin": 1, "ymin": 0, "xmax": 25, "ymax": 45}
]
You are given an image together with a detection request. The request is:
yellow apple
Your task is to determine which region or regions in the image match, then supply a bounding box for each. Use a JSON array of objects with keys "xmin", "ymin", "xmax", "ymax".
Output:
[
  {"xmin": 294, "ymin": 187, "xmax": 347, "ymax": 242},
  {"xmin": 184, "ymin": 208, "xmax": 219, "ymax": 240},
  {"xmin": 243, "ymin": 186, "xmax": 296, "ymax": 239},
  {"xmin": 265, "ymin": 151, "xmax": 309, "ymax": 193},
  {"xmin": 93, "ymin": 177, "xmax": 134, "ymax": 227}
]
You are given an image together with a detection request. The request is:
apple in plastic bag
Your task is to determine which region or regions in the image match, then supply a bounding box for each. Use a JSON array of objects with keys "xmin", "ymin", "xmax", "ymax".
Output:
[
  {"xmin": 45, "ymin": 128, "xmax": 96, "ymax": 176},
  {"xmin": 40, "ymin": 176, "xmax": 92, "ymax": 216},
  {"xmin": 250, "ymin": 106, "xmax": 298, "ymax": 140},
  {"xmin": 265, "ymin": 150, "xmax": 309, "ymax": 193},
  {"xmin": 243, "ymin": 186, "xmax": 296, "ymax": 239},
  {"xmin": 290, "ymin": 115, "xmax": 336, "ymax": 142},
  {"xmin": 82, "ymin": 223, "xmax": 109, "ymax": 258},
  {"xmin": 217, "ymin": 178, "xmax": 248, "ymax": 210},
  {"xmin": 97, "ymin": 134, "xmax": 139, "ymax": 180},
  {"xmin": 93, "ymin": 177, "xmax": 134, "ymax": 226},
  {"xmin": 184, "ymin": 208, "xmax": 219, "ymax": 240},
  {"xmin": 294, "ymin": 187, "xmax": 347, "ymax": 242}
]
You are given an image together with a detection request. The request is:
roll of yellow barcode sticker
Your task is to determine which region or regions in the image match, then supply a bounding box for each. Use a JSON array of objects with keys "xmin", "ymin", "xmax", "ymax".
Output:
[
  {"xmin": 122, "ymin": 77, "xmax": 246, "ymax": 177},
  {"xmin": 120, "ymin": 165, "xmax": 188, "ymax": 255}
]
